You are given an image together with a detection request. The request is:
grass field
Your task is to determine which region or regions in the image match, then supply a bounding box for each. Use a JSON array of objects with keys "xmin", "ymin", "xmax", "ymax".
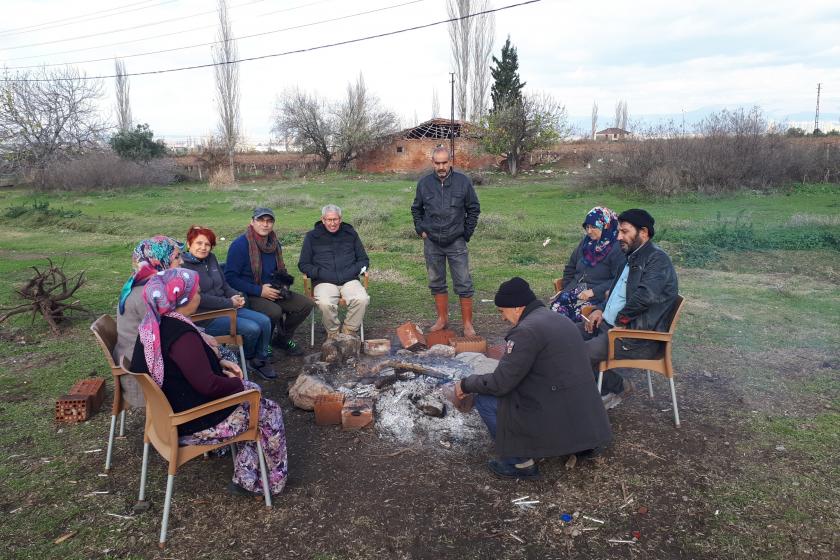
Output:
[{"xmin": 0, "ymin": 174, "xmax": 838, "ymax": 559}]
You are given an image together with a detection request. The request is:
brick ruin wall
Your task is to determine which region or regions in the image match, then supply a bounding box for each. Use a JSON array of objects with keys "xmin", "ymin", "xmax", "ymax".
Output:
[{"xmin": 356, "ymin": 138, "xmax": 500, "ymax": 174}]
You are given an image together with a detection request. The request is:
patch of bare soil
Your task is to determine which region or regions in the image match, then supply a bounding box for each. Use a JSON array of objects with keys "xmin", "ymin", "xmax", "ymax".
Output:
[{"xmin": 72, "ymin": 317, "xmax": 836, "ymax": 560}]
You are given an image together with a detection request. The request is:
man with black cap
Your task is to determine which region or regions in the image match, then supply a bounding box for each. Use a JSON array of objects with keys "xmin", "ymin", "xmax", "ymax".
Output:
[
  {"xmin": 225, "ymin": 207, "xmax": 314, "ymax": 363},
  {"xmin": 453, "ymin": 277, "xmax": 612, "ymax": 480},
  {"xmin": 580, "ymin": 209, "xmax": 679, "ymax": 409}
]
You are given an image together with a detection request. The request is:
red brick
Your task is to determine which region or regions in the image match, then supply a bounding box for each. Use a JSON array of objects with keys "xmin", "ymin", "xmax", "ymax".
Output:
[
  {"xmin": 396, "ymin": 322, "xmax": 426, "ymax": 351},
  {"xmin": 425, "ymin": 329, "xmax": 456, "ymax": 348},
  {"xmin": 69, "ymin": 378, "xmax": 105, "ymax": 412},
  {"xmin": 363, "ymin": 338, "xmax": 391, "ymax": 356},
  {"xmin": 450, "ymin": 336, "xmax": 487, "ymax": 355},
  {"xmin": 55, "ymin": 395, "xmax": 93, "ymax": 423},
  {"xmin": 341, "ymin": 397, "xmax": 374, "ymax": 430},
  {"xmin": 314, "ymin": 393, "xmax": 345, "ymax": 426}
]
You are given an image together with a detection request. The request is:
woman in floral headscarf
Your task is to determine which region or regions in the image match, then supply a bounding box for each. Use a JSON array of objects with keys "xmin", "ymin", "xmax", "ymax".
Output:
[
  {"xmin": 113, "ymin": 236, "xmax": 183, "ymax": 407},
  {"xmin": 129, "ymin": 269, "xmax": 288, "ymax": 497},
  {"xmin": 551, "ymin": 207, "xmax": 626, "ymax": 322}
]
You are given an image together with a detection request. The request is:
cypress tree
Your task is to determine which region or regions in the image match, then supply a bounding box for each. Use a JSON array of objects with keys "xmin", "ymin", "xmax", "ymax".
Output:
[{"xmin": 489, "ymin": 36, "xmax": 526, "ymax": 112}]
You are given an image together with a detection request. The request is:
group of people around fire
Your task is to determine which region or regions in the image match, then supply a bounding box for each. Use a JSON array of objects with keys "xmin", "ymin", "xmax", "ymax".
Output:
[{"xmin": 112, "ymin": 145, "xmax": 679, "ymax": 494}]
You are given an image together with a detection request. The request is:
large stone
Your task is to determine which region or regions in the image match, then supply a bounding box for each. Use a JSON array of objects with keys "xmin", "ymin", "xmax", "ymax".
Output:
[
  {"xmin": 410, "ymin": 393, "xmax": 447, "ymax": 418},
  {"xmin": 321, "ymin": 333, "xmax": 361, "ymax": 364},
  {"xmin": 455, "ymin": 352, "xmax": 499, "ymax": 376},
  {"xmin": 288, "ymin": 373, "xmax": 335, "ymax": 411}
]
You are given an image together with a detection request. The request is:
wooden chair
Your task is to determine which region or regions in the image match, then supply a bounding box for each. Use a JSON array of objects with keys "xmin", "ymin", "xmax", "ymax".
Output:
[
  {"xmin": 120, "ymin": 357, "xmax": 272, "ymax": 548},
  {"xmin": 90, "ymin": 314, "xmax": 134, "ymax": 472},
  {"xmin": 303, "ymin": 272, "xmax": 370, "ymax": 346},
  {"xmin": 189, "ymin": 308, "xmax": 248, "ymax": 381},
  {"xmin": 597, "ymin": 295, "xmax": 686, "ymax": 427}
]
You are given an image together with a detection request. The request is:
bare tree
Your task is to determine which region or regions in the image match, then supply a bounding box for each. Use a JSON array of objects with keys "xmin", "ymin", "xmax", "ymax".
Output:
[
  {"xmin": 447, "ymin": 0, "xmax": 472, "ymax": 121},
  {"xmin": 114, "ymin": 58, "xmax": 132, "ymax": 132},
  {"xmin": 211, "ymin": 0, "xmax": 241, "ymax": 179},
  {"xmin": 481, "ymin": 92, "xmax": 569, "ymax": 176},
  {"xmin": 0, "ymin": 66, "xmax": 107, "ymax": 170},
  {"xmin": 469, "ymin": 0, "xmax": 494, "ymax": 123},
  {"xmin": 614, "ymin": 99, "xmax": 628, "ymax": 130},
  {"xmin": 590, "ymin": 101, "xmax": 599, "ymax": 139},
  {"xmin": 272, "ymin": 88, "xmax": 334, "ymax": 170},
  {"xmin": 333, "ymin": 73, "xmax": 400, "ymax": 170},
  {"xmin": 431, "ymin": 88, "xmax": 440, "ymax": 119}
]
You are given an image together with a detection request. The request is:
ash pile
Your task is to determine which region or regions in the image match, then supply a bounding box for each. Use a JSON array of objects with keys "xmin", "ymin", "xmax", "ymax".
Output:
[{"xmin": 288, "ymin": 331, "xmax": 497, "ymax": 450}]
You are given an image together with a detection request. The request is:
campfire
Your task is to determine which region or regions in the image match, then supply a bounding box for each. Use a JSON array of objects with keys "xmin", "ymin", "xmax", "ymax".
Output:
[{"xmin": 288, "ymin": 326, "xmax": 498, "ymax": 449}]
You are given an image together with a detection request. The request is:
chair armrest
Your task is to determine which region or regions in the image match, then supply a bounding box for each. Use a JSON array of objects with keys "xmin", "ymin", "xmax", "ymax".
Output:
[
  {"xmin": 302, "ymin": 274, "xmax": 313, "ymax": 298},
  {"xmin": 606, "ymin": 328, "xmax": 672, "ymax": 360},
  {"xmin": 170, "ymin": 388, "xmax": 260, "ymax": 426},
  {"xmin": 362, "ymin": 271, "xmax": 369, "ymax": 289},
  {"xmin": 190, "ymin": 308, "xmax": 238, "ymax": 337},
  {"xmin": 553, "ymin": 278, "xmax": 563, "ymax": 293}
]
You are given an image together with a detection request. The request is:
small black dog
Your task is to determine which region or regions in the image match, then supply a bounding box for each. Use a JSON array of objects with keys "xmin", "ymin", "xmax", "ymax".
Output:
[{"xmin": 269, "ymin": 269, "xmax": 295, "ymax": 300}]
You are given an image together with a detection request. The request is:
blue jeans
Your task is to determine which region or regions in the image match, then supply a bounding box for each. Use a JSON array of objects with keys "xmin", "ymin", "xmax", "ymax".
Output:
[
  {"xmin": 203, "ymin": 308, "xmax": 271, "ymax": 360},
  {"xmin": 474, "ymin": 394, "xmax": 527, "ymax": 465}
]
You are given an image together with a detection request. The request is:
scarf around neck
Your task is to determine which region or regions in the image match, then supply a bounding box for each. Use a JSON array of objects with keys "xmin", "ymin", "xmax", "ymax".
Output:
[{"xmin": 245, "ymin": 224, "xmax": 285, "ymax": 284}]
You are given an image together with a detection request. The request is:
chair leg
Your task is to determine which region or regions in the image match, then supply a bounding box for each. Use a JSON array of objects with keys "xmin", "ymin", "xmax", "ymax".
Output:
[
  {"xmin": 256, "ymin": 440, "xmax": 273, "ymax": 509},
  {"xmin": 104, "ymin": 414, "xmax": 117, "ymax": 471},
  {"xmin": 360, "ymin": 321, "xmax": 364, "ymax": 342},
  {"xmin": 310, "ymin": 310, "xmax": 316, "ymax": 347},
  {"xmin": 669, "ymin": 377, "xmax": 681, "ymax": 427},
  {"xmin": 118, "ymin": 410, "xmax": 126, "ymax": 437},
  {"xmin": 158, "ymin": 474, "xmax": 175, "ymax": 548},
  {"xmin": 597, "ymin": 370, "xmax": 603, "ymax": 394},
  {"xmin": 647, "ymin": 370, "xmax": 654, "ymax": 398},
  {"xmin": 238, "ymin": 346, "xmax": 248, "ymax": 382},
  {"xmin": 138, "ymin": 442, "xmax": 150, "ymax": 502}
]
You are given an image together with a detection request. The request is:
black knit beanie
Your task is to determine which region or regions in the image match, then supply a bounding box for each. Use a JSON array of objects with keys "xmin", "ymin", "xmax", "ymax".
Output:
[
  {"xmin": 494, "ymin": 277, "xmax": 537, "ymax": 308},
  {"xmin": 617, "ymin": 208, "xmax": 655, "ymax": 238}
]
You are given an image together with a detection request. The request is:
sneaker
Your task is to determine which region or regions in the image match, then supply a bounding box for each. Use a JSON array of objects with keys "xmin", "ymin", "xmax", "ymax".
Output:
[
  {"xmin": 249, "ymin": 360, "xmax": 277, "ymax": 380},
  {"xmin": 280, "ymin": 338, "xmax": 304, "ymax": 357},
  {"xmin": 487, "ymin": 459, "xmax": 541, "ymax": 480}
]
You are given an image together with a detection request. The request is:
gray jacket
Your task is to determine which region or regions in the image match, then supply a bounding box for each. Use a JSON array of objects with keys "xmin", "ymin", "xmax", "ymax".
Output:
[
  {"xmin": 461, "ymin": 301, "xmax": 613, "ymax": 458},
  {"xmin": 410, "ymin": 169, "xmax": 480, "ymax": 246},
  {"xmin": 181, "ymin": 252, "xmax": 238, "ymax": 313}
]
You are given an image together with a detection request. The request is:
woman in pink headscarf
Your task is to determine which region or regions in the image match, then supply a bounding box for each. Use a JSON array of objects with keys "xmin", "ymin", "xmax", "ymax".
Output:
[{"xmin": 129, "ymin": 268, "xmax": 288, "ymax": 497}]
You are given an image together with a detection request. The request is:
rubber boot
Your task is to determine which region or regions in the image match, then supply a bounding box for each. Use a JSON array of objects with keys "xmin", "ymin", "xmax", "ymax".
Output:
[
  {"xmin": 430, "ymin": 293, "xmax": 449, "ymax": 332},
  {"xmin": 460, "ymin": 297, "xmax": 476, "ymax": 337}
]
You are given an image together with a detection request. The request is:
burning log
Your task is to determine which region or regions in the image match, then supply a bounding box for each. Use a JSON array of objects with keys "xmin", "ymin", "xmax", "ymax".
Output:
[{"xmin": 371, "ymin": 359, "xmax": 451, "ymax": 381}]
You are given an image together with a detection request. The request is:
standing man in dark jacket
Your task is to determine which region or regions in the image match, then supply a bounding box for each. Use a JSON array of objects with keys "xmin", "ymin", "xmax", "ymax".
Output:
[
  {"xmin": 580, "ymin": 209, "xmax": 679, "ymax": 409},
  {"xmin": 298, "ymin": 204, "xmax": 370, "ymax": 338},
  {"xmin": 224, "ymin": 207, "xmax": 314, "ymax": 356},
  {"xmin": 411, "ymin": 147, "xmax": 481, "ymax": 336},
  {"xmin": 455, "ymin": 277, "xmax": 612, "ymax": 480}
]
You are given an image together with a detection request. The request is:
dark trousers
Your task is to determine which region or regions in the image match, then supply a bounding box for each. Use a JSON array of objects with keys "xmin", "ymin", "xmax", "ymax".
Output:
[
  {"xmin": 248, "ymin": 291, "xmax": 314, "ymax": 340},
  {"xmin": 423, "ymin": 237, "xmax": 474, "ymax": 297},
  {"xmin": 577, "ymin": 322, "xmax": 659, "ymax": 395},
  {"xmin": 474, "ymin": 394, "xmax": 527, "ymax": 464}
]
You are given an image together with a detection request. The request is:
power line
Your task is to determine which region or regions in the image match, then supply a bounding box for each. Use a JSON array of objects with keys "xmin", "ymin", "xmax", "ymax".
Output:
[
  {"xmin": 1, "ymin": 0, "xmax": 542, "ymax": 83},
  {"xmin": 0, "ymin": 0, "xmax": 179, "ymax": 38},
  {"xmin": 1, "ymin": 0, "xmax": 335, "ymax": 64},
  {"xmin": 0, "ymin": 0, "xmax": 164, "ymax": 35},
  {"xmin": 1, "ymin": 0, "xmax": 267, "ymax": 51},
  {"xmin": 5, "ymin": 0, "xmax": 426, "ymax": 70}
]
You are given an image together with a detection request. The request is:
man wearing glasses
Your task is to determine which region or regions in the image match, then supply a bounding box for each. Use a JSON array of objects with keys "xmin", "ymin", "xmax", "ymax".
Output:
[
  {"xmin": 411, "ymin": 146, "xmax": 481, "ymax": 336},
  {"xmin": 298, "ymin": 204, "xmax": 370, "ymax": 338},
  {"xmin": 225, "ymin": 207, "xmax": 314, "ymax": 357}
]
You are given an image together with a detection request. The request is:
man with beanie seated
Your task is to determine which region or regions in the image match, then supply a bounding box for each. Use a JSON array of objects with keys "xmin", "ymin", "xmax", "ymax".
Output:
[
  {"xmin": 579, "ymin": 209, "xmax": 679, "ymax": 410},
  {"xmin": 454, "ymin": 277, "xmax": 613, "ymax": 480}
]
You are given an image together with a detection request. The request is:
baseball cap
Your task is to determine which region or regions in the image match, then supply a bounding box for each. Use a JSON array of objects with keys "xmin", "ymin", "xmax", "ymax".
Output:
[{"xmin": 252, "ymin": 207, "xmax": 275, "ymax": 220}]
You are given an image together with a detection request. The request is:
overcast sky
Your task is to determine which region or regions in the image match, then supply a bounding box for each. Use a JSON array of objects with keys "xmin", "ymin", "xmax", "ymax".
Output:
[{"xmin": 2, "ymin": 0, "xmax": 839, "ymax": 143}]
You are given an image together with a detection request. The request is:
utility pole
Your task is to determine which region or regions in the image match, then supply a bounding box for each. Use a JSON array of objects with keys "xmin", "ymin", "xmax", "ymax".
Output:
[
  {"xmin": 450, "ymin": 72, "xmax": 456, "ymax": 167},
  {"xmin": 814, "ymin": 83, "xmax": 821, "ymax": 133}
]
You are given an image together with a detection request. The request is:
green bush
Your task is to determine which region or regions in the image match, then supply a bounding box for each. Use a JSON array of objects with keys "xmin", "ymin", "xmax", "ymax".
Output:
[{"xmin": 109, "ymin": 124, "xmax": 167, "ymax": 161}]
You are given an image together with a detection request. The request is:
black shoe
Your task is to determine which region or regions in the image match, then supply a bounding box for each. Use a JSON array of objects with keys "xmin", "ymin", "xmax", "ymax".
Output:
[
  {"xmin": 487, "ymin": 459, "xmax": 541, "ymax": 480},
  {"xmin": 279, "ymin": 338, "xmax": 304, "ymax": 357},
  {"xmin": 249, "ymin": 360, "xmax": 277, "ymax": 380},
  {"xmin": 576, "ymin": 447, "xmax": 605, "ymax": 460},
  {"xmin": 226, "ymin": 481, "xmax": 262, "ymax": 498}
]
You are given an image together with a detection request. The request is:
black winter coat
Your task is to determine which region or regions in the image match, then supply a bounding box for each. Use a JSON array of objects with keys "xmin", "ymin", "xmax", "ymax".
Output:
[
  {"xmin": 181, "ymin": 252, "xmax": 238, "ymax": 313},
  {"xmin": 410, "ymin": 169, "xmax": 480, "ymax": 246},
  {"xmin": 561, "ymin": 236, "xmax": 627, "ymax": 301},
  {"xmin": 601, "ymin": 240, "xmax": 678, "ymax": 356},
  {"xmin": 298, "ymin": 222, "xmax": 369, "ymax": 286},
  {"xmin": 461, "ymin": 301, "xmax": 613, "ymax": 458}
]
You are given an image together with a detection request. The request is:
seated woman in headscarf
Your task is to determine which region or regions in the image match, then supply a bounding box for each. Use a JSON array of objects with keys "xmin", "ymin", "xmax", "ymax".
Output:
[
  {"xmin": 129, "ymin": 268, "xmax": 288, "ymax": 497},
  {"xmin": 181, "ymin": 225, "xmax": 276, "ymax": 380},
  {"xmin": 551, "ymin": 207, "xmax": 625, "ymax": 322},
  {"xmin": 114, "ymin": 236, "xmax": 184, "ymax": 407}
]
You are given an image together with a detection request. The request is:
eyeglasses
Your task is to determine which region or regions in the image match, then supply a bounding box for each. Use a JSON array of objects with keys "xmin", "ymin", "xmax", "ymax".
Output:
[{"xmin": 323, "ymin": 218, "xmax": 341, "ymax": 223}]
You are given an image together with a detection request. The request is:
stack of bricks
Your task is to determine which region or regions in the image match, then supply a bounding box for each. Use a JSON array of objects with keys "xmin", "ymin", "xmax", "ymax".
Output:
[
  {"xmin": 449, "ymin": 336, "xmax": 488, "ymax": 355},
  {"xmin": 341, "ymin": 397, "xmax": 374, "ymax": 430}
]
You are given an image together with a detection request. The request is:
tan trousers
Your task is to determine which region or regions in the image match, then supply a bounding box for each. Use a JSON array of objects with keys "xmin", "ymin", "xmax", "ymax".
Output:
[{"xmin": 313, "ymin": 280, "xmax": 370, "ymax": 334}]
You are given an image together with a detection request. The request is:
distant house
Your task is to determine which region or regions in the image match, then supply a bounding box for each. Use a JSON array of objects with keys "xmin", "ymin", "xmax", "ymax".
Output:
[
  {"xmin": 595, "ymin": 127, "xmax": 632, "ymax": 141},
  {"xmin": 356, "ymin": 118, "xmax": 498, "ymax": 173}
]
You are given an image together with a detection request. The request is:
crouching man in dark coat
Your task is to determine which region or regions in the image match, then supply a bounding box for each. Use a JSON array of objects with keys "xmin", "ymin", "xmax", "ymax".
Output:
[{"xmin": 455, "ymin": 277, "xmax": 612, "ymax": 480}]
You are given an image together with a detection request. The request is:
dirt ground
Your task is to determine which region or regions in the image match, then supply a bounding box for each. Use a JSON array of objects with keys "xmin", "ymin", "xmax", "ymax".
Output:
[{"xmin": 48, "ymin": 306, "xmax": 830, "ymax": 560}]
